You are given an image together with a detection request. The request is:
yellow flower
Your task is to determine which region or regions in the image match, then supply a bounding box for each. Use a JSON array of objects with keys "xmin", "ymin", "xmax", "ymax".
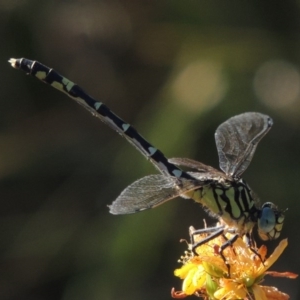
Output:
[{"xmin": 172, "ymin": 228, "xmax": 297, "ymax": 299}]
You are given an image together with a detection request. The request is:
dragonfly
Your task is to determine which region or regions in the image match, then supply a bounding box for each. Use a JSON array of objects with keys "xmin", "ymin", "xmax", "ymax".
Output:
[{"xmin": 9, "ymin": 58, "xmax": 285, "ymax": 259}]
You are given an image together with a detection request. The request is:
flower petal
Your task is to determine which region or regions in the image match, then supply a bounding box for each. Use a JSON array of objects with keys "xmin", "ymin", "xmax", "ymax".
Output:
[
  {"xmin": 174, "ymin": 263, "xmax": 197, "ymax": 279},
  {"xmin": 192, "ymin": 268, "xmax": 206, "ymax": 289},
  {"xmin": 259, "ymin": 239, "xmax": 288, "ymax": 274},
  {"xmin": 266, "ymin": 271, "xmax": 298, "ymax": 279},
  {"xmin": 206, "ymin": 273, "xmax": 219, "ymax": 299},
  {"xmin": 171, "ymin": 288, "xmax": 187, "ymax": 299},
  {"xmin": 261, "ymin": 285, "xmax": 290, "ymax": 300},
  {"xmin": 182, "ymin": 267, "xmax": 198, "ymax": 295},
  {"xmin": 252, "ymin": 284, "xmax": 268, "ymax": 300},
  {"xmin": 214, "ymin": 281, "xmax": 247, "ymax": 300}
]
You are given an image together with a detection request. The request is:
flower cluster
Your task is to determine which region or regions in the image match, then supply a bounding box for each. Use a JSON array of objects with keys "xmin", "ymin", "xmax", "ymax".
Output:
[{"xmin": 172, "ymin": 228, "xmax": 297, "ymax": 300}]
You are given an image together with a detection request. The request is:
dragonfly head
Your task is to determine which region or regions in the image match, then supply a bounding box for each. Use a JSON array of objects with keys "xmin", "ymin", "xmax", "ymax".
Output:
[{"xmin": 257, "ymin": 202, "xmax": 285, "ymax": 241}]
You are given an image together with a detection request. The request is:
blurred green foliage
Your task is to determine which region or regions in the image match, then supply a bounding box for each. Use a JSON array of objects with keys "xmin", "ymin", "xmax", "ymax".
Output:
[{"xmin": 0, "ymin": 0, "xmax": 300, "ymax": 299}]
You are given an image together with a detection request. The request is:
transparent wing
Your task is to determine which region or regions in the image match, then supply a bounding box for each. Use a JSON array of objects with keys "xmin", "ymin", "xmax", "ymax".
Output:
[
  {"xmin": 169, "ymin": 157, "xmax": 223, "ymax": 175},
  {"xmin": 215, "ymin": 112, "xmax": 273, "ymax": 178},
  {"xmin": 109, "ymin": 174, "xmax": 203, "ymax": 214}
]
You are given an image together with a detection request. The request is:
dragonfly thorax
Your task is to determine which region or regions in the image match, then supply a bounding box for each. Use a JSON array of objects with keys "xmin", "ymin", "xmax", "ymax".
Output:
[
  {"xmin": 187, "ymin": 177, "xmax": 260, "ymax": 237},
  {"xmin": 186, "ymin": 175, "xmax": 285, "ymax": 241}
]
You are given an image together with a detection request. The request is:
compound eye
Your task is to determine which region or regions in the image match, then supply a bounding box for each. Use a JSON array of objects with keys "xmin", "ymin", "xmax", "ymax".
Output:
[{"xmin": 258, "ymin": 206, "xmax": 276, "ymax": 233}]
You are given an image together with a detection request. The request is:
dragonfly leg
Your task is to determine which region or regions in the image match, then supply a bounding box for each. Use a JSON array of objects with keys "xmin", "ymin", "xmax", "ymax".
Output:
[
  {"xmin": 244, "ymin": 233, "xmax": 264, "ymax": 264},
  {"xmin": 218, "ymin": 233, "xmax": 239, "ymax": 275},
  {"xmin": 189, "ymin": 225, "xmax": 225, "ymax": 253},
  {"xmin": 190, "ymin": 226, "xmax": 242, "ymax": 276},
  {"xmin": 220, "ymin": 232, "xmax": 237, "ymax": 256}
]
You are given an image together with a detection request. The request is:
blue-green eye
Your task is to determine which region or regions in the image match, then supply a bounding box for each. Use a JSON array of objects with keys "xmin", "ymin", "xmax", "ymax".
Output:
[{"xmin": 259, "ymin": 205, "xmax": 276, "ymax": 233}]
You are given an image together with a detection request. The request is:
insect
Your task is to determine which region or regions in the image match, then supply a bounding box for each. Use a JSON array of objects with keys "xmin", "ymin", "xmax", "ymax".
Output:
[{"xmin": 9, "ymin": 58, "xmax": 285, "ymax": 256}]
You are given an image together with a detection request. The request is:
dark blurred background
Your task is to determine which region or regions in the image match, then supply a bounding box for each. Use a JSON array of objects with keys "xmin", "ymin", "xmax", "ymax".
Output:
[{"xmin": 0, "ymin": 0, "xmax": 299, "ymax": 299}]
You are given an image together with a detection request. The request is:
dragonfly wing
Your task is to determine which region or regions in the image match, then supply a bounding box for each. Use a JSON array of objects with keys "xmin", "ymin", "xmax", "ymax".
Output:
[
  {"xmin": 169, "ymin": 157, "xmax": 223, "ymax": 174},
  {"xmin": 109, "ymin": 174, "xmax": 202, "ymax": 214},
  {"xmin": 215, "ymin": 112, "xmax": 273, "ymax": 178}
]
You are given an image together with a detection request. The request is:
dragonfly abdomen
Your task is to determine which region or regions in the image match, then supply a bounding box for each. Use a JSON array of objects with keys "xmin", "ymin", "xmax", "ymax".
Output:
[{"xmin": 9, "ymin": 58, "xmax": 194, "ymax": 180}]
